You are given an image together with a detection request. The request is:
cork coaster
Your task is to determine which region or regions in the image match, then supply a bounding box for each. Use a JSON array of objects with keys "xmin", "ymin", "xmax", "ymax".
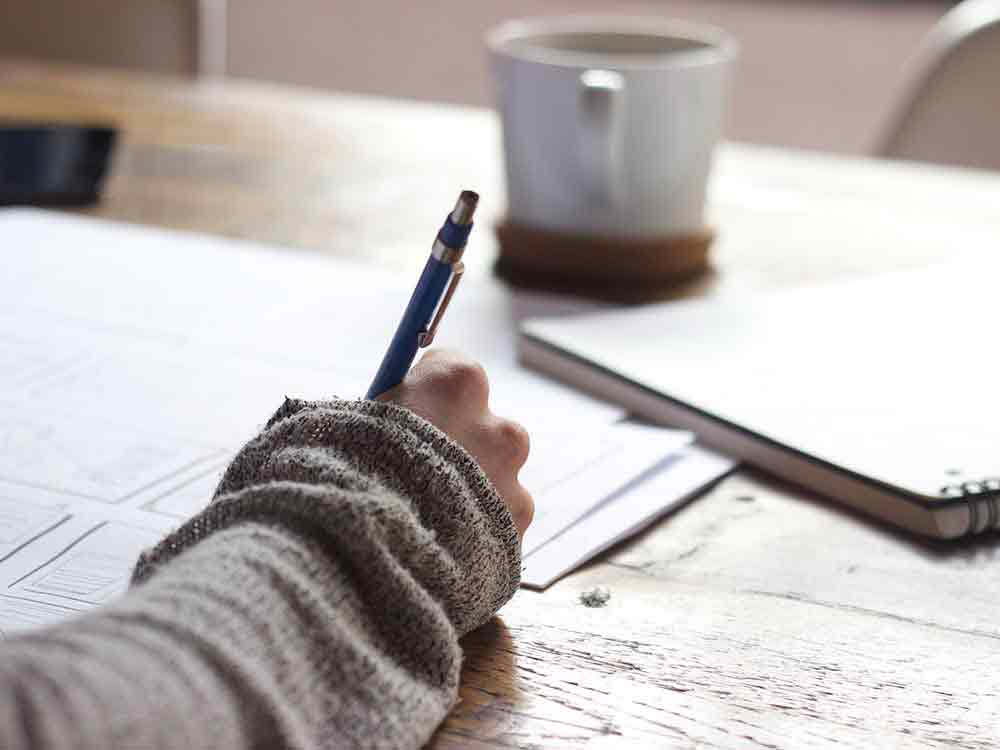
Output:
[{"xmin": 495, "ymin": 221, "xmax": 714, "ymax": 303}]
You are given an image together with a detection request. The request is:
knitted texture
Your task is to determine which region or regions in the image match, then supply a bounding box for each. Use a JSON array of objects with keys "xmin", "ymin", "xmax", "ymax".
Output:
[{"xmin": 0, "ymin": 398, "xmax": 521, "ymax": 750}]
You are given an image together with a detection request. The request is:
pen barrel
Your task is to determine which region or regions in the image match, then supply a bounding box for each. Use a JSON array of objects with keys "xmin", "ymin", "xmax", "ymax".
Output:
[{"xmin": 366, "ymin": 255, "xmax": 454, "ymax": 399}]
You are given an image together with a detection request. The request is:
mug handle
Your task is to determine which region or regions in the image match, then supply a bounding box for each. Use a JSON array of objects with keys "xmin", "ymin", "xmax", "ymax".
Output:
[{"xmin": 577, "ymin": 69, "xmax": 625, "ymax": 208}]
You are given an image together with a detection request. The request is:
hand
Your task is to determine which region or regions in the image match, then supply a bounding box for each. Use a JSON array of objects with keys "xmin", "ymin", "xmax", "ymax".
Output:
[{"xmin": 377, "ymin": 349, "xmax": 534, "ymax": 537}]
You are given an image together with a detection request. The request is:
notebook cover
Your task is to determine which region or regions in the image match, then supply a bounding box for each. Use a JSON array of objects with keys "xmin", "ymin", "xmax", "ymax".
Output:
[{"xmin": 521, "ymin": 259, "xmax": 1000, "ymax": 507}]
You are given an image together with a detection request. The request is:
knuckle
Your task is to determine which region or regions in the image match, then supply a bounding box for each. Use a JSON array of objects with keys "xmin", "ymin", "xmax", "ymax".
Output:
[
  {"xmin": 511, "ymin": 488, "xmax": 535, "ymax": 532},
  {"xmin": 432, "ymin": 358, "xmax": 489, "ymax": 402},
  {"xmin": 495, "ymin": 419, "xmax": 530, "ymax": 465}
]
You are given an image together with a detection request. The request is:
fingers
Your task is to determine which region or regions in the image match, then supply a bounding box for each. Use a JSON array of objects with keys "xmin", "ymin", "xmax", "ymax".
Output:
[
  {"xmin": 383, "ymin": 349, "xmax": 489, "ymax": 423},
  {"xmin": 376, "ymin": 348, "xmax": 534, "ymax": 536},
  {"xmin": 472, "ymin": 414, "xmax": 533, "ymax": 537},
  {"xmin": 413, "ymin": 349, "xmax": 489, "ymax": 408},
  {"xmin": 482, "ymin": 415, "xmax": 530, "ymax": 472},
  {"xmin": 463, "ymin": 414, "xmax": 533, "ymax": 539},
  {"xmin": 504, "ymin": 482, "xmax": 535, "ymax": 536}
]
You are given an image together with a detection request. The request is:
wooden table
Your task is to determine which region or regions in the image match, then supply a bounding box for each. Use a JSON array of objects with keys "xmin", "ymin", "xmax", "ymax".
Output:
[{"xmin": 4, "ymin": 61, "xmax": 1000, "ymax": 749}]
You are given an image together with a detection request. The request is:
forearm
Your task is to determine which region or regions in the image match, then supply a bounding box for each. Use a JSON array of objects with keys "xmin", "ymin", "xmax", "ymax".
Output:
[
  {"xmin": 0, "ymin": 523, "xmax": 322, "ymax": 750},
  {"xmin": 0, "ymin": 398, "xmax": 520, "ymax": 750}
]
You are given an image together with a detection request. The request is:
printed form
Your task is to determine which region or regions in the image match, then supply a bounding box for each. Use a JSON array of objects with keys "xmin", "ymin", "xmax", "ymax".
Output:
[{"xmin": 0, "ymin": 210, "xmax": 732, "ymax": 634}]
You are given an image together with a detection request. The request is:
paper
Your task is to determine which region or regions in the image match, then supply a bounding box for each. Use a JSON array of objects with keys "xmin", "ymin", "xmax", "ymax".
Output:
[
  {"xmin": 521, "ymin": 445, "xmax": 736, "ymax": 589},
  {"xmin": 0, "ymin": 497, "xmax": 68, "ymax": 561},
  {"xmin": 11, "ymin": 522, "xmax": 162, "ymax": 606},
  {"xmin": 0, "ymin": 489, "xmax": 177, "ymax": 636},
  {"xmin": 0, "ymin": 406, "xmax": 224, "ymax": 503},
  {"xmin": 144, "ymin": 462, "xmax": 231, "ymax": 519},
  {"xmin": 0, "ymin": 209, "xmax": 727, "ymax": 629},
  {"xmin": 521, "ymin": 423, "xmax": 693, "ymax": 556}
]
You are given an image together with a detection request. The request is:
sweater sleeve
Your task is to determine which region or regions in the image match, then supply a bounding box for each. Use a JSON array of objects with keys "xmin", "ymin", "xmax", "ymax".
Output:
[{"xmin": 0, "ymin": 398, "xmax": 521, "ymax": 750}]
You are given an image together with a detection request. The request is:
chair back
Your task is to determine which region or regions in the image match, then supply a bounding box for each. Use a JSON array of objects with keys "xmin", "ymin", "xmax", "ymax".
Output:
[
  {"xmin": 880, "ymin": 0, "xmax": 1000, "ymax": 170},
  {"xmin": 0, "ymin": 0, "xmax": 225, "ymax": 77}
]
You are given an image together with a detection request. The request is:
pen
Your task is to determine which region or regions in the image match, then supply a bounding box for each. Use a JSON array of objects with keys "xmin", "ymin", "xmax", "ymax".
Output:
[{"xmin": 365, "ymin": 190, "xmax": 479, "ymax": 399}]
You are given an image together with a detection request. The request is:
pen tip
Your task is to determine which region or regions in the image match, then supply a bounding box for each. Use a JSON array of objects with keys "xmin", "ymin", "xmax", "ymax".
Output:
[{"xmin": 450, "ymin": 190, "xmax": 479, "ymax": 225}]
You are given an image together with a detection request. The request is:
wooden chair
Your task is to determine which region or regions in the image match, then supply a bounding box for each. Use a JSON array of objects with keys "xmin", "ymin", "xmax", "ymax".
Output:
[
  {"xmin": 879, "ymin": 0, "xmax": 1000, "ymax": 170},
  {"xmin": 0, "ymin": 0, "xmax": 226, "ymax": 77}
]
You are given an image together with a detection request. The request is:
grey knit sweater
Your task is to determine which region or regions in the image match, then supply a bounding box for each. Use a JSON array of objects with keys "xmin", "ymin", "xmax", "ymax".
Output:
[{"xmin": 0, "ymin": 398, "xmax": 521, "ymax": 750}]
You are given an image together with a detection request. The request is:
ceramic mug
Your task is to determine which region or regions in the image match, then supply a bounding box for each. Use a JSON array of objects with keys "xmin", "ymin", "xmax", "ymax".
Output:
[{"xmin": 488, "ymin": 17, "xmax": 738, "ymax": 238}]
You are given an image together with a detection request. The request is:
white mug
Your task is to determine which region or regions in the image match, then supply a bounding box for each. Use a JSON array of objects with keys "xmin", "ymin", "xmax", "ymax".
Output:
[{"xmin": 488, "ymin": 17, "xmax": 738, "ymax": 238}]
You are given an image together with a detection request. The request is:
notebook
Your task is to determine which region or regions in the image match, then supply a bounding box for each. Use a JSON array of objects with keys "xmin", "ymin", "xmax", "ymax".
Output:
[{"xmin": 521, "ymin": 258, "xmax": 1000, "ymax": 539}]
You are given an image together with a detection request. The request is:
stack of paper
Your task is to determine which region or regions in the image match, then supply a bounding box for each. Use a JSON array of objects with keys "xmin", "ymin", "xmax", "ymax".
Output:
[
  {"xmin": 0, "ymin": 209, "xmax": 733, "ymax": 634},
  {"xmin": 521, "ymin": 442, "xmax": 734, "ymax": 588}
]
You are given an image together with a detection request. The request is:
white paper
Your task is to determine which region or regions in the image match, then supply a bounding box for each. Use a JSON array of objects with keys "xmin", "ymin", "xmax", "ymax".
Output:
[
  {"xmin": 0, "ymin": 406, "xmax": 224, "ymax": 503},
  {"xmin": 139, "ymin": 461, "xmax": 230, "ymax": 519},
  {"xmin": 521, "ymin": 423, "xmax": 692, "ymax": 557},
  {"xmin": 0, "ymin": 497, "xmax": 69, "ymax": 561},
  {"xmin": 10, "ymin": 522, "xmax": 163, "ymax": 607},
  {"xmin": 521, "ymin": 445, "xmax": 736, "ymax": 589},
  {"xmin": 0, "ymin": 493, "xmax": 176, "ymax": 636},
  {"xmin": 0, "ymin": 209, "xmax": 728, "ymax": 630}
]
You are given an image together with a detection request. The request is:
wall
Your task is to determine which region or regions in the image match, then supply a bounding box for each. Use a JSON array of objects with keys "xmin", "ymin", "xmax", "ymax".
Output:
[{"xmin": 225, "ymin": 0, "xmax": 947, "ymax": 154}]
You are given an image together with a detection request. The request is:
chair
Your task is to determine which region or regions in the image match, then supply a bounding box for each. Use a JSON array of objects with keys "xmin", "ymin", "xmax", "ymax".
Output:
[
  {"xmin": 0, "ymin": 0, "xmax": 226, "ymax": 77},
  {"xmin": 879, "ymin": 0, "xmax": 1000, "ymax": 170}
]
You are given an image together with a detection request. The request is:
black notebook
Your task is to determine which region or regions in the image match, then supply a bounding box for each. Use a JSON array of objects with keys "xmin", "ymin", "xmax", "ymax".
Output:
[{"xmin": 520, "ymin": 259, "xmax": 1000, "ymax": 539}]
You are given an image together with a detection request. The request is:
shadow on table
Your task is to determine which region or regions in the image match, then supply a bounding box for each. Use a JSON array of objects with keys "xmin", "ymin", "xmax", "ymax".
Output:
[
  {"xmin": 740, "ymin": 467, "xmax": 1000, "ymax": 564},
  {"xmin": 427, "ymin": 618, "xmax": 531, "ymax": 747},
  {"xmin": 562, "ymin": 464, "xmax": 1000, "ymax": 585}
]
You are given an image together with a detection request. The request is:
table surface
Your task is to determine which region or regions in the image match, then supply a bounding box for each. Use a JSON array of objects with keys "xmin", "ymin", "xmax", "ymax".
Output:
[{"xmin": 3, "ymin": 61, "xmax": 1000, "ymax": 749}]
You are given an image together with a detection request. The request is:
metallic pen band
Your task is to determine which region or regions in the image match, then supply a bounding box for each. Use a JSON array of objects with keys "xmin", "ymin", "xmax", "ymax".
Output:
[{"xmin": 431, "ymin": 239, "xmax": 465, "ymax": 264}]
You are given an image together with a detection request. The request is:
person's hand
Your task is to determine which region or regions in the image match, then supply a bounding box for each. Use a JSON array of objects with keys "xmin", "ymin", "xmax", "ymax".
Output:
[{"xmin": 376, "ymin": 349, "xmax": 534, "ymax": 537}]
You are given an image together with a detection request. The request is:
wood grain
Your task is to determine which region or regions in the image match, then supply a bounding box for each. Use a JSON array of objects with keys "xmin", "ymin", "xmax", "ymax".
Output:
[{"xmin": 3, "ymin": 61, "xmax": 1000, "ymax": 749}]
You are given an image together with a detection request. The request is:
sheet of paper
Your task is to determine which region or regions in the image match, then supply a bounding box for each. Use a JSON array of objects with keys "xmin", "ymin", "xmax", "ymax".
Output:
[
  {"xmin": 10, "ymin": 522, "xmax": 163, "ymax": 608},
  {"xmin": 0, "ymin": 209, "xmax": 726, "ymax": 632},
  {"xmin": 521, "ymin": 423, "xmax": 693, "ymax": 557},
  {"xmin": 0, "ymin": 488, "xmax": 177, "ymax": 636},
  {"xmin": 521, "ymin": 445, "xmax": 736, "ymax": 589},
  {"xmin": 0, "ymin": 209, "xmax": 622, "ymax": 439},
  {"xmin": 0, "ymin": 497, "xmax": 69, "ymax": 561},
  {"xmin": 143, "ymin": 462, "xmax": 231, "ymax": 519}
]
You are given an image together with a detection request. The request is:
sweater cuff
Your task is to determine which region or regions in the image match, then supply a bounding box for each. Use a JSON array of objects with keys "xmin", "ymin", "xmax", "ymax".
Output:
[{"xmin": 133, "ymin": 397, "xmax": 521, "ymax": 634}]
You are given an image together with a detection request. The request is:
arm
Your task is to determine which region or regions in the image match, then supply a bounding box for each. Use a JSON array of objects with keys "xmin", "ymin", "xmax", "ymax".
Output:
[{"xmin": 0, "ymin": 352, "xmax": 532, "ymax": 750}]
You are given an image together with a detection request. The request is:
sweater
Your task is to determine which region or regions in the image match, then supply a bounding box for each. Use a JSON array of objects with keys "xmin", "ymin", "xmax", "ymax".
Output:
[{"xmin": 0, "ymin": 398, "xmax": 521, "ymax": 750}]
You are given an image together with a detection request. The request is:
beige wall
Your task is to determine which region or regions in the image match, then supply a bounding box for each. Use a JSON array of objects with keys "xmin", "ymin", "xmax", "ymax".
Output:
[
  {"xmin": 226, "ymin": 1, "xmax": 947, "ymax": 155},
  {"xmin": 0, "ymin": 1, "xmax": 948, "ymax": 154}
]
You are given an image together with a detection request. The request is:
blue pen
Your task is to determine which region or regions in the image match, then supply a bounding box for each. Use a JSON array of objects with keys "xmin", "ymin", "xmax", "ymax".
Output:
[{"xmin": 366, "ymin": 190, "xmax": 478, "ymax": 399}]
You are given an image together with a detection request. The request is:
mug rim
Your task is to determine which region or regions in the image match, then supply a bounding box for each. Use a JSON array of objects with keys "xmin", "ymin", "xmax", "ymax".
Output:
[{"xmin": 487, "ymin": 16, "xmax": 739, "ymax": 70}]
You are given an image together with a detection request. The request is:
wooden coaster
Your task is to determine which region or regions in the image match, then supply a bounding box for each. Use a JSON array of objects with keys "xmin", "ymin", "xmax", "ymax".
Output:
[{"xmin": 495, "ymin": 221, "xmax": 715, "ymax": 303}]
